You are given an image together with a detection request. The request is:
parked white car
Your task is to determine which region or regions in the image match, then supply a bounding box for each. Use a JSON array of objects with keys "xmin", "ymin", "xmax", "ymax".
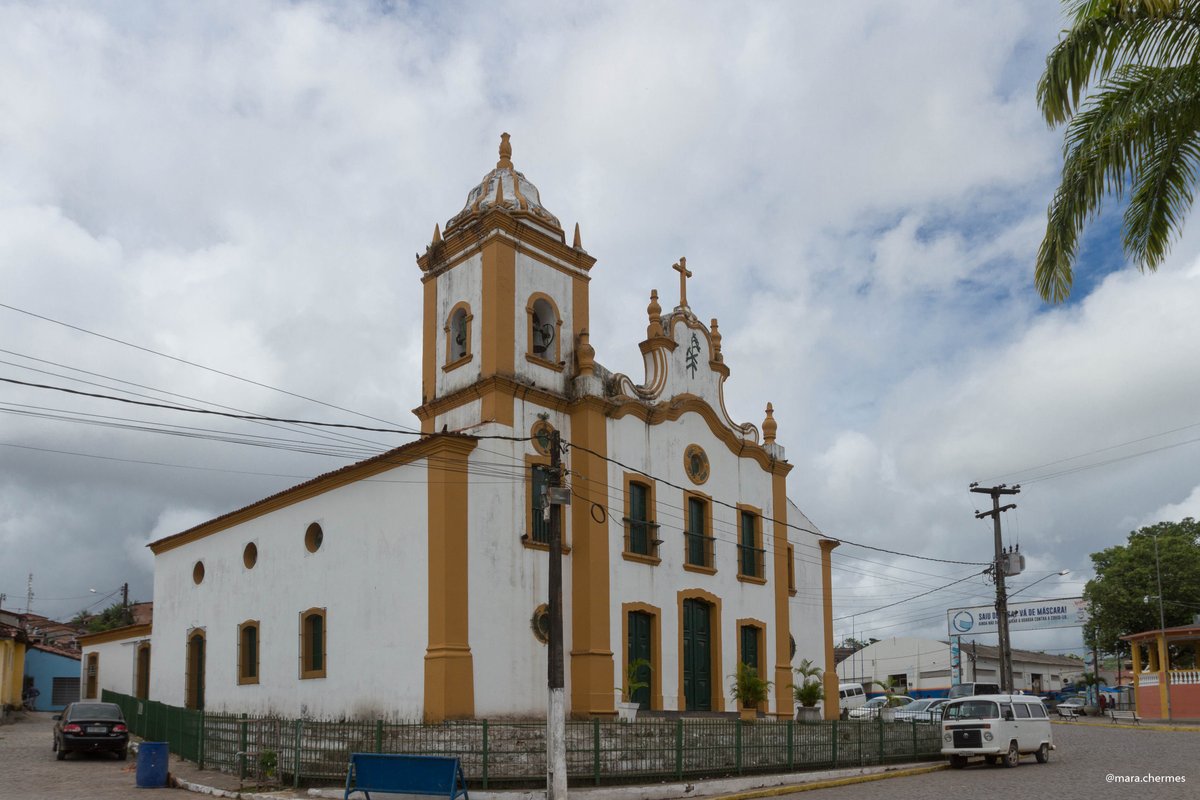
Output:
[
  {"xmin": 847, "ymin": 695, "xmax": 915, "ymax": 719},
  {"xmin": 893, "ymin": 697, "xmax": 949, "ymax": 723},
  {"xmin": 1056, "ymin": 696, "xmax": 1087, "ymax": 715}
]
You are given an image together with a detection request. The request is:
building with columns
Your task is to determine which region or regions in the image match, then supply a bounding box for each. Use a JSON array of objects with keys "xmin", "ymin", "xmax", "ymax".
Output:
[{"xmin": 108, "ymin": 135, "xmax": 838, "ymax": 722}]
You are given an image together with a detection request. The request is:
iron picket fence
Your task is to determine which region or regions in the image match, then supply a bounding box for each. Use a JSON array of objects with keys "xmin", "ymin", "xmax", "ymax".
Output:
[{"xmin": 101, "ymin": 692, "xmax": 943, "ymax": 788}]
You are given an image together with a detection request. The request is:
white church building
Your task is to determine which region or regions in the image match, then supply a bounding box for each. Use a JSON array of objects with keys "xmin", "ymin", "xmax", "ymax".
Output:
[{"xmin": 84, "ymin": 135, "xmax": 839, "ymax": 722}]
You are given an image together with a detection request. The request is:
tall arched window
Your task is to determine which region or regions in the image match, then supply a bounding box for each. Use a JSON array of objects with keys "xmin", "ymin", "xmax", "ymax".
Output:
[
  {"xmin": 238, "ymin": 620, "xmax": 260, "ymax": 685},
  {"xmin": 135, "ymin": 643, "xmax": 151, "ymax": 699},
  {"xmin": 299, "ymin": 608, "xmax": 326, "ymax": 679},
  {"xmin": 185, "ymin": 629, "xmax": 205, "ymax": 710}
]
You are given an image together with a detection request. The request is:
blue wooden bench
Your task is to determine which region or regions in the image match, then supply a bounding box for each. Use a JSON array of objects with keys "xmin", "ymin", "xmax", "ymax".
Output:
[{"xmin": 344, "ymin": 753, "xmax": 469, "ymax": 800}]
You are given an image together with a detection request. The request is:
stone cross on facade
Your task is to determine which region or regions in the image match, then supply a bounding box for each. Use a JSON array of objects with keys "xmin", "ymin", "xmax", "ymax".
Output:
[{"xmin": 673, "ymin": 257, "xmax": 692, "ymax": 308}]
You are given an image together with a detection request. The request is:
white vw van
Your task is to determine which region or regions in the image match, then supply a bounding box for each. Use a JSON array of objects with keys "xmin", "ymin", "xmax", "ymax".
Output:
[
  {"xmin": 940, "ymin": 694, "xmax": 1053, "ymax": 768},
  {"xmin": 837, "ymin": 683, "xmax": 867, "ymax": 714}
]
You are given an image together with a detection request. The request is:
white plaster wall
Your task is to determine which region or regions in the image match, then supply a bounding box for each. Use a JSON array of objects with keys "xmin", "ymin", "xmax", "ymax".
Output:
[
  {"xmin": 439, "ymin": 399, "xmax": 482, "ymax": 433},
  {"xmin": 513, "ymin": 251, "xmax": 574, "ymax": 394},
  {"xmin": 435, "ymin": 254, "xmax": 483, "ymax": 398},
  {"xmin": 835, "ymin": 638, "xmax": 1072, "ymax": 694},
  {"xmin": 787, "ymin": 527, "xmax": 826, "ymax": 680},
  {"xmin": 150, "ymin": 460, "xmax": 429, "ymax": 719},
  {"xmin": 655, "ymin": 318, "xmax": 727, "ymax": 415},
  {"xmin": 81, "ymin": 636, "xmax": 146, "ymax": 699},
  {"xmin": 606, "ymin": 412, "xmax": 782, "ymax": 712},
  {"xmin": 468, "ymin": 411, "xmax": 574, "ymax": 716}
]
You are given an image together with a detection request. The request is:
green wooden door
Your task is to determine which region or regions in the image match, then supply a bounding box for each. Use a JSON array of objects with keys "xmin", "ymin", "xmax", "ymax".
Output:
[
  {"xmin": 627, "ymin": 611, "xmax": 652, "ymax": 709},
  {"xmin": 682, "ymin": 599, "xmax": 712, "ymax": 711}
]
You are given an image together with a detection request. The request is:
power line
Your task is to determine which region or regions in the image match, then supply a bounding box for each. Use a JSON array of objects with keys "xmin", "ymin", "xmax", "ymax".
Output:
[
  {"xmin": 566, "ymin": 442, "xmax": 990, "ymax": 566},
  {"xmin": 5, "ymin": 377, "xmax": 985, "ymax": 568},
  {"xmin": 0, "ymin": 301, "xmax": 420, "ymax": 432}
]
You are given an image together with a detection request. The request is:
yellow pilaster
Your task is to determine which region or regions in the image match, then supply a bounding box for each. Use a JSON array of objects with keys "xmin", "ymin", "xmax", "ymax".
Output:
[
  {"xmin": 569, "ymin": 396, "xmax": 615, "ymax": 716},
  {"xmin": 771, "ymin": 469, "xmax": 793, "ymax": 718},
  {"xmin": 819, "ymin": 539, "xmax": 840, "ymax": 720},
  {"xmin": 424, "ymin": 435, "xmax": 479, "ymax": 722},
  {"xmin": 421, "ymin": 279, "xmax": 438, "ymax": 434},
  {"xmin": 479, "ymin": 240, "xmax": 515, "ymax": 426}
]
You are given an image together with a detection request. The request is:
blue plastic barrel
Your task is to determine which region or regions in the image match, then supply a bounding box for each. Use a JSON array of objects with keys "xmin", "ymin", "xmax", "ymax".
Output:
[{"xmin": 136, "ymin": 742, "xmax": 169, "ymax": 788}]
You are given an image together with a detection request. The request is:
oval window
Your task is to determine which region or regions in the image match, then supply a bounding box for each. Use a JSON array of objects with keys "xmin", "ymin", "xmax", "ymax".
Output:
[
  {"xmin": 243, "ymin": 542, "xmax": 258, "ymax": 569},
  {"xmin": 305, "ymin": 523, "xmax": 324, "ymax": 553}
]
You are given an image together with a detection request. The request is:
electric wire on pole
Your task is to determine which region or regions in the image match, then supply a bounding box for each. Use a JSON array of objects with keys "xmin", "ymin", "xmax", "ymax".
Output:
[
  {"xmin": 546, "ymin": 430, "xmax": 567, "ymax": 800},
  {"xmin": 970, "ymin": 483, "xmax": 1020, "ymax": 694}
]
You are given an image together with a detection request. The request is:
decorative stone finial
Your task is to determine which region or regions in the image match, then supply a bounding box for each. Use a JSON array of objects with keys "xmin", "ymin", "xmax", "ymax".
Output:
[
  {"xmin": 432, "ymin": 223, "xmax": 442, "ymax": 244},
  {"xmin": 573, "ymin": 222, "xmax": 582, "ymax": 249},
  {"xmin": 710, "ymin": 318, "xmax": 723, "ymax": 362},
  {"xmin": 647, "ymin": 289, "xmax": 663, "ymax": 338},
  {"xmin": 762, "ymin": 403, "xmax": 777, "ymax": 444},
  {"xmin": 577, "ymin": 329, "xmax": 595, "ymax": 376},
  {"xmin": 497, "ymin": 132, "xmax": 513, "ymax": 169}
]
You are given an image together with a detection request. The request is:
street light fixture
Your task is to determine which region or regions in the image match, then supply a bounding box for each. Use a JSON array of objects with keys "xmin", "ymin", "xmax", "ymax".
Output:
[{"xmin": 1007, "ymin": 569, "xmax": 1070, "ymax": 599}]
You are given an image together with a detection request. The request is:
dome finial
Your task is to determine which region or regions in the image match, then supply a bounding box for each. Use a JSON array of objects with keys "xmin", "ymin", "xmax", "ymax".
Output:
[{"xmin": 497, "ymin": 132, "xmax": 513, "ymax": 169}]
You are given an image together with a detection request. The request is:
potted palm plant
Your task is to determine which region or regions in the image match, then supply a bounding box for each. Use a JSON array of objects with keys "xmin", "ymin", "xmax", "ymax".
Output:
[
  {"xmin": 790, "ymin": 658, "xmax": 824, "ymax": 722},
  {"xmin": 616, "ymin": 658, "xmax": 651, "ymax": 722},
  {"xmin": 871, "ymin": 678, "xmax": 904, "ymax": 721},
  {"xmin": 730, "ymin": 662, "xmax": 772, "ymax": 722}
]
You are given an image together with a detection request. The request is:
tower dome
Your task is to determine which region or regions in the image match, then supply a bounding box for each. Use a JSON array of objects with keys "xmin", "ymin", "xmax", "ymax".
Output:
[{"xmin": 445, "ymin": 133, "xmax": 563, "ymax": 237}]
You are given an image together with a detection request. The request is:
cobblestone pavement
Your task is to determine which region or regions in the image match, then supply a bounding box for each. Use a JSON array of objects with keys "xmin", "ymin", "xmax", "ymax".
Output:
[
  {"xmin": 782, "ymin": 723, "xmax": 1199, "ymax": 800},
  {"xmin": 0, "ymin": 712, "xmax": 167, "ymax": 800}
]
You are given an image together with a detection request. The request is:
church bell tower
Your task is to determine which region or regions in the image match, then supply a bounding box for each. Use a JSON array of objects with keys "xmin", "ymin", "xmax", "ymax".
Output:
[{"xmin": 415, "ymin": 134, "xmax": 596, "ymax": 433}]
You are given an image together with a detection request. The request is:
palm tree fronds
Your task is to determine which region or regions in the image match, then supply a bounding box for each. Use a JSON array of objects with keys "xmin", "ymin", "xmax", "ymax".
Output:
[{"xmin": 1039, "ymin": 0, "xmax": 1200, "ymax": 125}]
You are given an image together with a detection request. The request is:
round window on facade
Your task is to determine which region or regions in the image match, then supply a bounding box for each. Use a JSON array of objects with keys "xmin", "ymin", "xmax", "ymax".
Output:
[
  {"xmin": 531, "ymin": 420, "xmax": 555, "ymax": 455},
  {"xmin": 531, "ymin": 604, "xmax": 550, "ymax": 644},
  {"xmin": 305, "ymin": 522, "xmax": 324, "ymax": 553},
  {"xmin": 243, "ymin": 542, "xmax": 258, "ymax": 569},
  {"xmin": 683, "ymin": 444, "xmax": 710, "ymax": 485},
  {"xmin": 192, "ymin": 561, "xmax": 205, "ymax": 585}
]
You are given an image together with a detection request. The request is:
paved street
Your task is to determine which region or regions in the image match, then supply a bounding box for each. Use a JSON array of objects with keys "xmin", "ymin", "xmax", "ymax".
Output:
[
  {"xmin": 0, "ymin": 712, "xmax": 174, "ymax": 800},
  {"xmin": 786, "ymin": 723, "xmax": 1199, "ymax": 800},
  {"xmin": 3, "ymin": 713, "xmax": 1198, "ymax": 800}
]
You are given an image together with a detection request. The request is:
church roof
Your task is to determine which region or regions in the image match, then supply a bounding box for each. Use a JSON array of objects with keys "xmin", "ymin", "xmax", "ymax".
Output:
[
  {"xmin": 148, "ymin": 433, "xmax": 477, "ymax": 554},
  {"xmin": 444, "ymin": 133, "xmax": 562, "ymax": 236}
]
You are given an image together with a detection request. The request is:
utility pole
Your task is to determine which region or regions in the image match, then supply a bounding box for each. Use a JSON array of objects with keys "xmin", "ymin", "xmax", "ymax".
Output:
[
  {"xmin": 122, "ymin": 583, "xmax": 130, "ymax": 625},
  {"xmin": 546, "ymin": 430, "xmax": 568, "ymax": 800},
  {"xmin": 1152, "ymin": 532, "xmax": 1172, "ymax": 720},
  {"xmin": 971, "ymin": 484, "xmax": 1019, "ymax": 693},
  {"xmin": 25, "ymin": 573, "xmax": 34, "ymax": 615}
]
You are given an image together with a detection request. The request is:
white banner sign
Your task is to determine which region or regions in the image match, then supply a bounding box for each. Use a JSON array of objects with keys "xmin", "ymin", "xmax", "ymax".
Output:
[{"xmin": 947, "ymin": 597, "xmax": 1088, "ymax": 635}]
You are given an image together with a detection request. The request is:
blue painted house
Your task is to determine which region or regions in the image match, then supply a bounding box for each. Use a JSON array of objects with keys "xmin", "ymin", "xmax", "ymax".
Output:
[{"xmin": 23, "ymin": 643, "xmax": 81, "ymax": 711}]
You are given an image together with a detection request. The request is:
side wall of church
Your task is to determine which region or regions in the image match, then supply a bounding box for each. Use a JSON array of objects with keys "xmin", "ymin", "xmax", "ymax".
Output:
[{"xmin": 150, "ymin": 460, "xmax": 431, "ymax": 720}]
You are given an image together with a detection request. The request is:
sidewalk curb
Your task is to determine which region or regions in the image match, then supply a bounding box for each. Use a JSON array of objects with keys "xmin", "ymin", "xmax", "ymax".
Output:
[
  {"xmin": 302, "ymin": 763, "xmax": 945, "ymax": 800},
  {"xmin": 706, "ymin": 764, "xmax": 948, "ymax": 799},
  {"xmin": 1051, "ymin": 720, "xmax": 1200, "ymax": 732}
]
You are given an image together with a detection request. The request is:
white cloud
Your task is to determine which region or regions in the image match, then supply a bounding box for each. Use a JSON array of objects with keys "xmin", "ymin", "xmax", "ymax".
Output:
[{"xmin": 0, "ymin": 0, "xmax": 1187, "ymax": 659}]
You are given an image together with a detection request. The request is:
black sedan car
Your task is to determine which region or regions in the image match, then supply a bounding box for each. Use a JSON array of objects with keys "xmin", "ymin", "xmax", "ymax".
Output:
[{"xmin": 53, "ymin": 702, "xmax": 129, "ymax": 760}]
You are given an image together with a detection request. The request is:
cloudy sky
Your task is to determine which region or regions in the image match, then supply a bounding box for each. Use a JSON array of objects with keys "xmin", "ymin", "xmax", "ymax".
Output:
[{"xmin": 3, "ymin": 1, "xmax": 1198, "ymax": 658}]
